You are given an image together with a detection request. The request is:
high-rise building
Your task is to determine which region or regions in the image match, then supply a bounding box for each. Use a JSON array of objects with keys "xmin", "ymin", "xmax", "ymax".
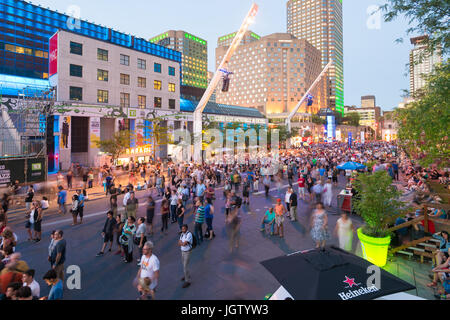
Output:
[
  {"xmin": 150, "ymin": 30, "xmax": 207, "ymax": 97},
  {"xmin": 361, "ymin": 95, "xmax": 376, "ymax": 109},
  {"xmin": 409, "ymin": 35, "xmax": 442, "ymax": 96},
  {"xmin": 0, "ymin": 0, "xmax": 181, "ymax": 82},
  {"xmin": 287, "ymin": 0, "xmax": 344, "ymax": 114},
  {"xmin": 217, "ymin": 30, "xmax": 261, "ymax": 48},
  {"xmin": 215, "ymin": 33, "xmax": 328, "ymax": 117}
]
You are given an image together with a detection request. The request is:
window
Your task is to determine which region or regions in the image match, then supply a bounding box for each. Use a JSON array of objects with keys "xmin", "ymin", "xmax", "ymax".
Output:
[
  {"xmin": 97, "ymin": 48, "xmax": 108, "ymax": 61},
  {"xmin": 168, "ymin": 66, "xmax": 175, "ymax": 76},
  {"xmin": 70, "ymin": 42, "xmax": 82, "ymax": 55},
  {"xmin": 69, "ymin": 87, "xmax": 82, "ymax": 101},
  {"xmin": 70, "ymin": 64, "xmax": 82, "ymax": 77},
  {"xmin": 154, "ymin": 63, "xmax": 162, "ymax": 73},
  {"xmin": 138, "ymin": 58, "xmax": 146, "ymax": 70},
  {"xmin": 154, "ymin": 80, "xmax": 162, "ymax": 90},
  {"xmin": 97, "ymin": 69, "xmax": 108, "ymax": 81},
  {"xmin": 138, "ymin": 95, "xmax": 146, "ymax": 109},
  {"xmin": 168, "ymin": 83, "xmax": 175, "ymax": 92},
  {"xmin": 97, "ymin": 90, "xmax": 108, "ymax": 103},
  {"xmin": 120, "ymin": 74, "xmax": 130, "ymax": 85},
  {"xmin": 120, "ymin": 93, "xmax": 130, "ymax": 108},
  {"xmin": 120, "ymin": 54, "xmax": 130, "ymax": 66},
  {"xmin": 154, "ymin": 97, "xmax": 162, "ymax": 108},
  {"xmin": 169, "ymin": 99, "xmax": 175, "ymax": 109},
  {"xmin": 138, "ymin": 77, "xmax": 146, "ymax": 88}
]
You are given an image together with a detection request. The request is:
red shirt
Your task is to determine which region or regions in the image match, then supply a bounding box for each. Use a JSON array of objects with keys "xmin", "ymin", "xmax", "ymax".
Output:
[{"xmin": 297, "ymin": 177, "xmax": 305, "ymax": 188}]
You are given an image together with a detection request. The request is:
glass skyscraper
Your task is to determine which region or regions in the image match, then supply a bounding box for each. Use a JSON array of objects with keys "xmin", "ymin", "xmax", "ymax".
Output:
[{"xmin": 287, "ymin": 0, "xmax": 344, "ymax": 114}]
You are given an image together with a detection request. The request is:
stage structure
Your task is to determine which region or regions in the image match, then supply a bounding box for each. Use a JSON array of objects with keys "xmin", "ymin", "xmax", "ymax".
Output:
[{"xmin": 193, "ymin": 3, "xmax": 258, "ymax": 162}]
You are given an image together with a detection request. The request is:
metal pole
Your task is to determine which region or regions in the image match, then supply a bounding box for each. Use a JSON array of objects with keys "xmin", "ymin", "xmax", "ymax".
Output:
[{"xmin": 193, "ymin": 3, "xmax": 259, "ymax": 162}]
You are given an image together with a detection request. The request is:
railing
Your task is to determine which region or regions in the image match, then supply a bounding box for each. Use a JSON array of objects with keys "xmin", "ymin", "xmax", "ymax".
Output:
[{"xmin": 387, "ymin": 202, "xmax": 450, "ymax": 255}]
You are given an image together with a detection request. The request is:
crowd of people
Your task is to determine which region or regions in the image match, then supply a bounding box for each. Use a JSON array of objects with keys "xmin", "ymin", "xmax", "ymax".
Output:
[{"xmin": 0, "ymin": 140, "xmax": 448, "ymax": 300}]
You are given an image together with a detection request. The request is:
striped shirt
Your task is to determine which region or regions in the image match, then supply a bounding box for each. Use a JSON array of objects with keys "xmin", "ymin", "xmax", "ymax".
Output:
[{"xmin": 195, "ymin": 206, "xmax": 205, "ymax": 224}]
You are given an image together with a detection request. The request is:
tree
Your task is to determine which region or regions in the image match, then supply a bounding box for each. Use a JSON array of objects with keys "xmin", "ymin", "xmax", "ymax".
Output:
[
  {"xmin": 94, "ymin": 130, "xmax": 131, "ymax": 163},
  {"xmin": 353, "ymin": 171, "xmax": 404, "ymax": 238},
  {"xmin": 394, "ymin": 62, "xmax": 450, "ymax": 168},
  {"xmin": 381, "ymin": 0, "xmax": 450, "ymax": 56},
  {"xmin": 303, "ymin": 130, "xmax": 312, "ymax": 138},
  {"xmin": 311, "ymin": 114, "xmax": 326, "ymax": 125},
  {"xmin": 343, "ymin": 112, "xmax": 360, "ymax": 127}
]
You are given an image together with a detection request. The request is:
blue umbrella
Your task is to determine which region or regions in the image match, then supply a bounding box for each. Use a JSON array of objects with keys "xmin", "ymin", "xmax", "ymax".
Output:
[{"xmin": 337, "ymin": 162, "xmax": 366, "ymax": 170}]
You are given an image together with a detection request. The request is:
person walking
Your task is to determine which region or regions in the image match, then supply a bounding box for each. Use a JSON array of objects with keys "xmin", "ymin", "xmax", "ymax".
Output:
[
  {"xmin": 136, "ymin": 241, "xmax": 159, "ymax": 298},
  {"xmin": 66, "ymin": 170, "xmax": 73, "ymax": 190},
  {"xmin": 289, "ymin": 187, "xmax": 298, "ymax": 222},
  {"xmin": 310, "ymin": 202, "xmax": 330, "ymax": 249},
  {"xmin": 120, "ymin": 216, "xmax": 136, "ymax": 263},
  {"xmin": 263, "ymin": 175, "xmax": 271, "ymax": 197},
  {"xmin": 323, "ymin": 179, "xmax": 333, "ymax": 208},
  {"xmin": 193, "ymin": 199, "xmax": 205, "ymax": 245},
  {"xmin": 96, "ymin": 211, "xmax": 116, "ymax": 256},
  {"xmin": 57, "ymin": 186, "xmax": 67, "ymax": 215},
  {"xmin": 126, "ymin": 191, "xmax": 138, "ymax": 220},
  {"xmin": 49, "ymin": 230, "xmax": 66, "ymax": 281},
  {"xmin": 70, "ymin": 194, "xmax": 80, "ymax": 225},
  {"xmin": 178, "ymin": 224, "xmax": 193, "ymax": 288},
  {"xmin": 274, "ymin": 199, "xmax": 286, "ymax": 238},
  {"xmin": 176, "ymin": 198, "xmax": 185, "ymax": 231},
  {"xmin": 204, "ymin": 198, "xmax": 215, "ymax": 240},
  {"xmin": 160, "ymin": 199, "xmax": 169, "ymax": 235},
  {"xmin": 334, "ymin": 212, "xmax": 354, "ymax": 251},
  {"xmin": 135, "ymin": 217, "xmax": 147, "ymax": 263},
  {"xmin": 170, "ymin": 189, "xmax": 178, "ymax": 223},
  {"xmin": 227, "ymin": 205, "xmax": 241, "ymax": 252},
  {"xmin": 76, "ymin": 189, "xmax": 85, "ymax": 224},
  {"xmin": 25, "ymin": 185, "xmax": 34, "ymax": 212},
  {"xmin": 146, "ymin": 196, "xmax": 155, "ymax": 236}
]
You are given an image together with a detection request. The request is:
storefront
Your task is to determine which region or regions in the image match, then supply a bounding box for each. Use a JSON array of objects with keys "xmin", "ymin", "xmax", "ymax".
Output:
[{"xmin": 117, "ymin": 144, "xmax": 155, "ymax": 166}]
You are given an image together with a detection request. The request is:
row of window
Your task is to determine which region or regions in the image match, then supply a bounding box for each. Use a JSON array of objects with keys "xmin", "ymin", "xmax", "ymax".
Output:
[
  {"xmin": 0, "ymin": 41, "xmax": 48, "ymax": 59},
  {"xmin": 69, "ymin": 86, "xmax": 176, "ymax": 109},
  {"xmin": 69, "ymin": 64, "xmax": 176, "ymax": 92},
  {"xmin": 70, "ymin": 41, "xmax": 176, "ymax": 76}
]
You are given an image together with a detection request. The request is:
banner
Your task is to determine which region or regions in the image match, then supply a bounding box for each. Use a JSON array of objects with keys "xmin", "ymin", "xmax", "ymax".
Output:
[
  {"xmin": 49, "ymin": 33, "xmax": 58, "ymax": 76},
  {"xmin": 348, "ymin": 132, "xmax": 353, "ymax": 148},
  {"xmin": 60, "ymin": 116, "xmax": 71, "ymax": 149},
  {"xmin": 90, "ymin": 117, "xmax": 101, "ymax": 148},
  {"xmin": 361, "ymin": 131, "xmax": 365, "ymax": 144}
]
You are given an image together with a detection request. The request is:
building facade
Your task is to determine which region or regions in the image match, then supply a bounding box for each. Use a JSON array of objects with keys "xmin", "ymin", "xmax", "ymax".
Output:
[
  {"xmin": 49, "ymin": 30, "xmax": 182, "ymax": 170},
  {"xmin": 381, "ymin": 111, "xmax": 398, "ymax": 142},
  {"xmin": 344, "ymin": 105, "xmax": 381, "ymax": 135},
  {"xmin": 287, "ymin": 0, "xmax": 344, "ymax": 114},
  {"xmin": 215, "ymin": 33, "xmax": 328, "ymax": 118},
  {"xmin": 409, "ymin": 35, "xmax": 442, "ymax": 96},
  {"xmin": 217, "ymin": 30, "xmax": 261, "ymax": 48},
  {"xmin": 150, "ymin": 30, "xmax": 207, "ymax": 99},
  {"xmin": 0, "ymin": 0, "xmax": 181, "ymax": 81},
  {"xmin": 361, "ymin": 95, "xmax": 376, "ymax": 109}
]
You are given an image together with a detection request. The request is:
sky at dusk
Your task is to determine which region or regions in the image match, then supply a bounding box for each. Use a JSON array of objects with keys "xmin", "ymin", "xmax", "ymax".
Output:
[{"xmin": 30, "ymin": 0, "xmax": 416, "ymax": 110}]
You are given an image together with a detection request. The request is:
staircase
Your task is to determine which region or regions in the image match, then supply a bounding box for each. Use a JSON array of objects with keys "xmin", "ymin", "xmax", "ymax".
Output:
[{"xmin": 393, "ymin": 237, "xmax": 440, "ymax": 264}]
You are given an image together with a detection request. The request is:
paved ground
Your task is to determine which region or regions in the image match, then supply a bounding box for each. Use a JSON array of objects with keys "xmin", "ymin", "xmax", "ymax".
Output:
[{"xmin": 6, "ymin": 173, "xmax": 437, "ymax": 300}]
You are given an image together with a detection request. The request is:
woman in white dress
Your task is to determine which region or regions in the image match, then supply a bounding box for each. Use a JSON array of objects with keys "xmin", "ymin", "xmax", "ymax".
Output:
[
  {"xmin": 334, "ymin": 212, "xmax": 355, "ymax": 251},
  {"xmin": 323, "ymin": 179, "xmax": 333, "ymax": 208}
]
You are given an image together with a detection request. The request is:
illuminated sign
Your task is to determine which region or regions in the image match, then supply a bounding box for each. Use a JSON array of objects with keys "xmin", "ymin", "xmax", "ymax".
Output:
[{"xmin": 49, "ymin": 33, "xmax": 58, "ymax": 76}]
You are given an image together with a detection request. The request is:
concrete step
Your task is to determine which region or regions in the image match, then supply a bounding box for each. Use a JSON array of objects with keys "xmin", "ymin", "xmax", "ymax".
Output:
[{"xmin": 397, "ymin": 250, "xmax": 414, "ymax": 257}]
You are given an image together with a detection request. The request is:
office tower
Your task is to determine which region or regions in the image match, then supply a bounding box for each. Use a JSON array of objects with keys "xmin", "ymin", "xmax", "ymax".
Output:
[
  {"xmin": 409, "ymin": 35, "xmax": 442, "ymax": 96},
  {"xmin": 287, "ymin": 0, "xmax": 343, "ymax": 114},
  {"xmin": 151, "ymin": 30, "xmax": 207, "ymax": 98},
  {"xmin": 361, "ymin": 95, "xmax": 376, "ymax": 109},
  {"xmin": 215, "ymin": 33, "xmax": 327, "ymax": 116}
]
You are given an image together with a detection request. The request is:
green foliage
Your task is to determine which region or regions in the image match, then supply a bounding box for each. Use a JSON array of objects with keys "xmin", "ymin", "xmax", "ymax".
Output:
[
  {"xmin": 342, "ymin": 112, "xmax": 360, "ymax": 127},
  {"xmin": 353, "ymin": 171, "xmax": 404, "ymax": 238},
  {"xmin": 394, "ymin": 61, "xmax": 450, "ymax": 168},
  {"xmin": 303, "ymin": 130, "xmax": 312, "ymax": 138},
  {"xmin": 94, "ymin": 130, "xmax": 131, "ymax": 161},
  {"xmin": 381, "ymin": 0, "xmax": 449, "ymax": 56},
  {"xmin": 311, "ymin": 114, "xmax": 326, "ymax": 125}
]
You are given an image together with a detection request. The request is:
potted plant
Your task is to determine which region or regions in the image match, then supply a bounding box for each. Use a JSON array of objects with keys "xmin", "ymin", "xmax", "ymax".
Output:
[{"xmin": 352, "ymin": 170, "xmax": 404, "ymax": 267}]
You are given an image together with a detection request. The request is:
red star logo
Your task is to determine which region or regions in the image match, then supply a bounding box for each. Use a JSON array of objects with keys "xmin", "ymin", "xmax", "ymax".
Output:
[{"xmin": 343, "ymin": 276, "xmax": 357, "ymax": 288}]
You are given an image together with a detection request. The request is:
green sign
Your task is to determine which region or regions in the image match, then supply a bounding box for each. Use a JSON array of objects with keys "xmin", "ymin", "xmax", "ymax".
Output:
[{"xmin": 31, "ymin": 163, "xmax": 42, "ymax": 171}]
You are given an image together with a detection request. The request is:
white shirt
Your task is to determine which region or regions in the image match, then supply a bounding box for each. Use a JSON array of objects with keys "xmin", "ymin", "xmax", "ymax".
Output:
[
  {"xmin": 285, "ymin": 192, "xmax": 292, "ymax": 203},
  {"xmin": 41, "ymin": 200, "xmax": 49, "ymax": 209},
  {"xmin": 180, "ymin": 232, "xmax": 193, "ymax": 252},
  {"xmin": 123, "ymin": 192, "xmax": 131, "ymax": 207},
  {"xmin": 140, "ymin": 254, "xmax": 160, "ymax": 290},
  {"xmin": 24, "ymin": 279, "xmax": 40, "ymax": 298}
]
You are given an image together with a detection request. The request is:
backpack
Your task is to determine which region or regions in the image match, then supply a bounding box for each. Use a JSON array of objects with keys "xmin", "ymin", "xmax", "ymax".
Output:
[{"xmin": 182, "ymin": 231, "xmax": 196, "ymax": 249}]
